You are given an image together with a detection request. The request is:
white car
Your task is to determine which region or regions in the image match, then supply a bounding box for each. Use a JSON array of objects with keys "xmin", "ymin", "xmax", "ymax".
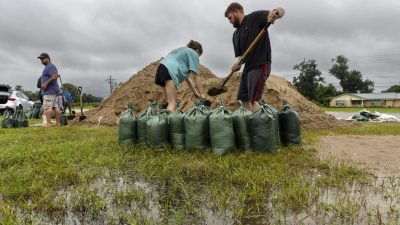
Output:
[{"xmin": 0, "ymin": 90, "xmax": 34, "ymax": 113}]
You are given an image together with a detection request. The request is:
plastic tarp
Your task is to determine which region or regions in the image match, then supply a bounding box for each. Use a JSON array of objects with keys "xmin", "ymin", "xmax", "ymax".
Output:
[{"xmin": 346, "ymin": 110, "xmax": 400, "ymax": 122}]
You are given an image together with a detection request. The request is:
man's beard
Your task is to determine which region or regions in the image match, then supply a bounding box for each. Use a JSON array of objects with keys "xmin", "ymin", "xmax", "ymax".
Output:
[{"xmin": 232, "ymin": 17, "xmax": 240, "ymax": 28}]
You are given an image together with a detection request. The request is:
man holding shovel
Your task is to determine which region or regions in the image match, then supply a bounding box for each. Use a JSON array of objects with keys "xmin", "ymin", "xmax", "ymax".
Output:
[{"xmin": 225, "ymin": 3, "xmax": 283, "ymax": 112}]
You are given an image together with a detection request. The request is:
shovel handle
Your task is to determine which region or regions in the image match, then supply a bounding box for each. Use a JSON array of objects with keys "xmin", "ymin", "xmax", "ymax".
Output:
[{"xmin": 240, "ymin": 22, "xmax": 271, "ymax": 62}]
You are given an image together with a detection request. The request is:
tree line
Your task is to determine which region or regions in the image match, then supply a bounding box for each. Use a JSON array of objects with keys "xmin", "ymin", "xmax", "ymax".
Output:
[{"xmin": 292, "ymin": 55, "xmax": 398, "ymax": 106}]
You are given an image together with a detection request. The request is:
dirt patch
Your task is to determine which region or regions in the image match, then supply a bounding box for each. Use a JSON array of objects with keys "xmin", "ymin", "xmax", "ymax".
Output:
[
  {"xmin": 317, "ymin": 135, "xmax": 400, "ymax": 173},
  {"xmin": 84, "ymin": 60, "xmax": 347, "ymax": 130}
]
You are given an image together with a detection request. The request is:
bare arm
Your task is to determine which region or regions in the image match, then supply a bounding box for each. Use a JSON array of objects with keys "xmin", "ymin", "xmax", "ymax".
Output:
[
  {"xmin": 191, "ymin": 73, "xmax": 204, "ymax": 98},
  {"xmin": 186, "ymin": 73, "xmax": 202, "ymax": 98}
]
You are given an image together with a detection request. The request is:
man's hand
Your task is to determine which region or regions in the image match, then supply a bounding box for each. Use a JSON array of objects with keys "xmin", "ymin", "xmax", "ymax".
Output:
[
  {"xmin": 267, "ymin": 9, "xmax": 279, "ymax": 23},
  {"xmin": 41, "ymin": 83, "xmax": 48, "ymax": 90},
  {"xmin": 231, "ymin": 61, "xmax": 241, "ymax": 72}
]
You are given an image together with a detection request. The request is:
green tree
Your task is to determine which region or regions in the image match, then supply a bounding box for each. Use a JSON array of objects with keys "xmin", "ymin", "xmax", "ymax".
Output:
[
  {"xmin": 15, "ymin": 85, "xmax": 23, "ymax": 91},
  {"xmin": 315, "ymin": 84, "xmax": 338, "ymax": 106},
  {"xmin": 329, "ymin": 55, "xmax": 374, "ymax": 93},
  {"xmin": 61, "ymin": 83, "xmax": 79, "ymax": 103},
  {"xmin": 383, "ymin": 84, "xmax": 400, "ymax": 93},
  {"xmin": 293, "ymin": 59, "xmax": 325, "ymax": 101}
]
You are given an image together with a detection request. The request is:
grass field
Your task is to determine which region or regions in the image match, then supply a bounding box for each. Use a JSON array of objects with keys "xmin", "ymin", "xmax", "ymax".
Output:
[
  {"xmin": 321, "ymin": 106, "xmax": 400, "ymax": 113},
  {"xmin": 0, "ymin": 120, "xmax": 399, "ymax": 224}
]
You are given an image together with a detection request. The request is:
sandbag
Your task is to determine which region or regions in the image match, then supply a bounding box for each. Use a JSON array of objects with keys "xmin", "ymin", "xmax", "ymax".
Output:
[
  {"xmin": 184, "ymin": 99, "xmax": 210, "ymax": 150},
  {"xmin": 146, "ymin": 112, "xmax": 169, "ymax": 148},
  {"xmin": 168, "ymin": 104, "xmax": 185, "ymax": 150},
  {"xmin": 279, "ymin": 104, "xmax": 302, "ymax": 146},
  {"xmin": 26, "ymin": 110, "xmax": 33, "ymax": 119},
  {"xmin": 249, "ymin": 106, "xmax": 277, "ymax": 153},
  {"xmin": 232, "ymin": 101, "xmax": 252, "ymax": 150},
  {"xmin": 60, "ymin": 111, "xmax": 68, "ymax": 126},
  {"xmin": 1, "ymin": 110, "xmax": 14, "ymax": 128},
  {"xmin": 32, "ymin": 104, "xmax": 41, "ymax": 119},
  {"xmin": 137, "ymin": 101, "xmax": 154, "ymax": 144},
  {"xmin": 209, "ymin": 100, "xmax": 235, "ymax": 155},
  {"xmin": 38, "ymin": 107, "xmax": 44, "ymax": 119},
  {"xmin": 261, "ymin": 101, "xmax": 280, "ymax": 146},
  {"xmin": 13, "ymin": 107, "xmax": 29, "ymax": 128},
  {"xmin": 118, "ymin": 104, "xmax": 137, "ymax": 146}
]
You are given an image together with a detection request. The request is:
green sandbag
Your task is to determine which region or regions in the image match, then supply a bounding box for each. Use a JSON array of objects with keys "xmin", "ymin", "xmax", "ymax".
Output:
[
  {"xmin": 118, "ymin": 104, "xmax": 137, "ymax": 146},
  {"xmin": 26, "ymin": 110, "xmax": 33, "ymax": 119},
  {"xmin": 261, "ymin": 101, "xmax": 280, "ymax": 146},
  {"xmin": 168, "ymin": 104, "xmax": 185, "ymax": 150},
  {"xmin": 32, "ymin": 104, "xmax": 41, "ymax": 119},
  {"xmin": 209, "ymin": 100, "xmax": 235, "ymax": 155},
  {"xmin": 160, "ymin": 109, "xmax": 171, "ymax": 141},
  {"xmin": 1, "ymin": 110, "xmax": 14, "ymax": 128},
  {"xmin": 38, "ymin": 107, "xmax": 44, "ymax": 119},
  {"xmin": 184, "ymin": 99, "xmax": 210, "ymax": 150},
  {"xmin": 232, "ymin": 101, "xmax": 252, "ymax": 150},
  {"xmin": 146, "ymin": 113, "xmax": 169, "ymax": 148},
  {"xmin": 60, "ymin": 111, "xmax": 68, "ymax": 126},
  {"xmin": 13, "ymin": 107, "xmax": 29, "ymax": 128},
  {"xmin": 279, "ymin": 104, "xmax": 302, "ymax": 146},
  {"xmin": 137, "ymin": 101, "xmax": 154, "ymax": 145},
  {"xmin": 249, "ymin": 106, "xmax": 277, "ymax": 153}
]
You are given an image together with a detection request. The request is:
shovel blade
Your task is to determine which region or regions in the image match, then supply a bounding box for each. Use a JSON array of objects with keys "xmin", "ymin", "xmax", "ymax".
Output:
[
  {"xmin": 67, "ymin": 115, "xmax": 76, "ymax": 120},
  {"xmin": 207, "ymin": 87, "xmax": 226, "ymax": 96},
  {"xmin": 79, "ymin": 115, "xmax": 87, "ymax": 121}
]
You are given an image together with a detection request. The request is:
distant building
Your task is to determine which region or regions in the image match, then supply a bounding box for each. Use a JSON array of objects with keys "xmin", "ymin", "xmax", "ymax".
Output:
[{"xmin": 329, "ymin": 92, "xmax": 400, "ymax": 107}]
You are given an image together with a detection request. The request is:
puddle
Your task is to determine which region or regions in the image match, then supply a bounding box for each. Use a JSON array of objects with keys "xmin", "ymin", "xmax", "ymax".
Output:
[{"xmin": 9, "ymin": 174, "xmax": 400, "ymax": 224}]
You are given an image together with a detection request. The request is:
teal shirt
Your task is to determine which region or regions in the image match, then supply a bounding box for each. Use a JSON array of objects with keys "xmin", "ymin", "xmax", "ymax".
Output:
[{"xmin": 160, "ymin": 47, "xmax": 200, "ymax": 87}]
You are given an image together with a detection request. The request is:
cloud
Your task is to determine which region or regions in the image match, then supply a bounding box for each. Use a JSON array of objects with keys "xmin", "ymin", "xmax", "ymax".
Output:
[{"xmin": 0, "ymin": 0, "xmax": 399, "ymax": 97}]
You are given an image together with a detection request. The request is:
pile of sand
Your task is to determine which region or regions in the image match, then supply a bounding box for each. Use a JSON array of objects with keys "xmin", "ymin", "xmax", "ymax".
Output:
[{"xmin": 85, "ymin": 60, "xmax": 346, "ymax": 130}]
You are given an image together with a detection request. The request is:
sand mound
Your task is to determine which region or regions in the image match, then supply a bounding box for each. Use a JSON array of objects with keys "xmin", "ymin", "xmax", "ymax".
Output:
[{"xmin": 85, "ymin": 60, "xmax": 347, "ymax": 130}]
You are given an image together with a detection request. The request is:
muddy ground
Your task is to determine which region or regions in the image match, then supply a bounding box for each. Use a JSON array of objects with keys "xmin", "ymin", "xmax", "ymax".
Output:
[{"xmin": 317, "ymin": 135, "xmax": 400, "ymax": 174}]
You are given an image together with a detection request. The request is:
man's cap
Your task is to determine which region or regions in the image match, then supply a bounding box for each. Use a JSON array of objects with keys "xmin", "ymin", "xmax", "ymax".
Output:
[{"xmin": 37, "ymin": 53, "xmax": 50, "ymax": 59}]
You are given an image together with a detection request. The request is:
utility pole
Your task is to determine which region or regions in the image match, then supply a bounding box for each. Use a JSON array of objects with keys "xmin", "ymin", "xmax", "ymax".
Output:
[{"xmin": 105, "ymin": 75, "xmax": 115, "ymax": 95}]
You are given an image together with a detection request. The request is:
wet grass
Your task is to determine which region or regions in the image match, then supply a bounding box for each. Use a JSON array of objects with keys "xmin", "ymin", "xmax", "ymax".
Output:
[{"xmin": 0, "ymin": 121, "xmax": 399, "ymax": 224}]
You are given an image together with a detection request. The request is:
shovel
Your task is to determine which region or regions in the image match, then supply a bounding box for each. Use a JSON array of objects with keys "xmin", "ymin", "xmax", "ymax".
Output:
[
  {"xmin": 77, "ymin": 86, "xmax": 87, "ymax": 121},
  {"xmin": 208, "ymin": 8, "xmax": 285, "ymax": 96}
]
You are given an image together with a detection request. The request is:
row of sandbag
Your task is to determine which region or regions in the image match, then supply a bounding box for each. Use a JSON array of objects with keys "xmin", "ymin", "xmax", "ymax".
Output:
[
  {"xmin": 27, "ymin": 104, "xmax": 68, "ymax": 125},
  {"xmin": 119, "ymin": 99, "xmax": 301, "ymax": 155},
  {"xmin": 1, "ymin": 108, "xmax": 29, "ymax": 128}
]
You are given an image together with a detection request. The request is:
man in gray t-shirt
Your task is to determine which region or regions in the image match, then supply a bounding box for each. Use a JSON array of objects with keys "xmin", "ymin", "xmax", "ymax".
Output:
[{"xmin": 38, "ymin": 53, "xmax": 61, "ymax": 126}]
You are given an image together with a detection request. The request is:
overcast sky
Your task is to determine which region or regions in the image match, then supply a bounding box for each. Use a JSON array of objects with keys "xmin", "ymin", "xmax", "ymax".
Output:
[{"xmin": 1, "ymin": 0, "xmax": 399, "ymax": 97}]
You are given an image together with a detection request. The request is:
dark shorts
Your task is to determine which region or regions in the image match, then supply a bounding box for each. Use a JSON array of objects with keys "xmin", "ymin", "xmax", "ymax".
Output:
[
  {"xmin": 155, "ymin": 64, "xmax": 172, "ymax": 87},
  {"xmin": 237, "ymin": 64, "xmax": 271, "ymax": 102}
]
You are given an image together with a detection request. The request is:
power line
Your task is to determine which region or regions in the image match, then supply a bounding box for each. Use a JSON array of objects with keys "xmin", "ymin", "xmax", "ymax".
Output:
[{"xmin": 105, "ymin": 75, "xmax": 115, "ymax": 95}]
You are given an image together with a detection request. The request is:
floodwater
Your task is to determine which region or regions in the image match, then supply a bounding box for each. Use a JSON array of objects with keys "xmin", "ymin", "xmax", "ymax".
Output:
[{"xmin": 10, "ymin": 174, "xmax": 400, "ymax": 225}]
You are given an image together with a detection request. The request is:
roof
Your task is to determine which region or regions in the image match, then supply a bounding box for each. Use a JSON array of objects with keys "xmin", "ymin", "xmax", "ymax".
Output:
[
  {"xmin": 331, "ymin": 92, "xmax": 400, "ymax": 100},
  {"xmin": 353, "ymin": 92, "xmax": 400, "ymax": 100},
  {"xmin": 331, "ymin": 93, "xmax": 367, "ymax": 100}
]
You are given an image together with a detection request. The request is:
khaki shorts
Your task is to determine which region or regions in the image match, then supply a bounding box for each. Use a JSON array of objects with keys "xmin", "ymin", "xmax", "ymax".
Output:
[{"xmin": 43, "ymin": 95, "xmax": 59, "ymax": 109}]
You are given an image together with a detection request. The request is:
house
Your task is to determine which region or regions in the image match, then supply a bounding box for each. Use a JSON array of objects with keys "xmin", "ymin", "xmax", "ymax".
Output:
[{"xmin": 329, "ymin": 92, "xmax": 400, "ymax": 107}]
